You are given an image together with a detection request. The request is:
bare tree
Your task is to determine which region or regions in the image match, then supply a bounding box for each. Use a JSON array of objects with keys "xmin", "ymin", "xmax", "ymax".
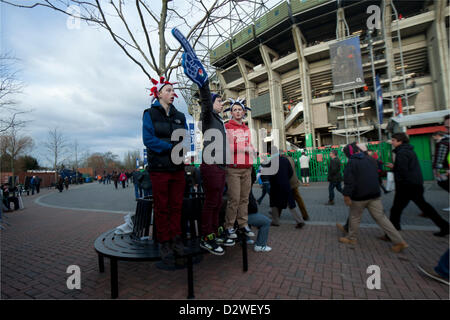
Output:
[
  {"xmin": 0, "ymin": 53, "xmax": 28, "ymax": 133},
  {"xmin": 123, "ymin": 150, "xmax": 140, "ymax": 171},
  {"xmin": 1, "ymin": 125, "xmax": 34, "ymax": 186},
  {"xmin": 44, "ymin": 128, "xmax": 69, "ymax": 183},
  {"xmin": 1, "ymin": 0, "xmax": 233, "ymax": 80}
]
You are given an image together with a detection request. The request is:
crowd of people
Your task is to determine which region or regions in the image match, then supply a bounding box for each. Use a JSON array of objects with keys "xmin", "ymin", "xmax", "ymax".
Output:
[{"xmin": 140, "ymin": 40, "xmax": 449, "ymax": 286}]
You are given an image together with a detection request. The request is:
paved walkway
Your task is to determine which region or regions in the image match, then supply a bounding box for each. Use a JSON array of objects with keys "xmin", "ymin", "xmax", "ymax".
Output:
[{"xmin": 1, "ymin": 182, "xmax": 449, "ymax": 299}]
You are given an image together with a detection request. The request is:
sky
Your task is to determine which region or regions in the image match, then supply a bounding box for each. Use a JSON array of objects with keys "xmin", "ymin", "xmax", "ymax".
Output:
[{"xmin": 0, "ymin": 2, "xmax": 193, "ymax": 168}]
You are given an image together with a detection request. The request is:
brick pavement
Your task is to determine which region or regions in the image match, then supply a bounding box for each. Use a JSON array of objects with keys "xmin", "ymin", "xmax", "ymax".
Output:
[{"xmin": 1, "ymin": 185, "xmax": 449, "ymax": 300}]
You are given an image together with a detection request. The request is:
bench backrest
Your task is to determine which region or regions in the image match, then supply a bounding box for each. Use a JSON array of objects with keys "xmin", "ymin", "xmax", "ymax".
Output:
[
  {"xmin": 131, "ymin": 197, "xmax": 153, "ymax": 239},
  {"xmin": 131, "ymin": 193, "xmax": 206, "ymax": 241}
]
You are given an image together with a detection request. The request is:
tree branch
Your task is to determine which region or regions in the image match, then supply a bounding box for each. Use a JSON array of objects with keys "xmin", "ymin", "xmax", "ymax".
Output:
[{"xmin": 95, "ymin": 0, "xmax": 152, "ymax": 79}]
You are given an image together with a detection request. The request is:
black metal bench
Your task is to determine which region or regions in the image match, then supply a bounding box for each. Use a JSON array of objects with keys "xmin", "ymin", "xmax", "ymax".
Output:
[{"xmin": 94, "ymin": 192, "xmax": 248, "ymax": 299}]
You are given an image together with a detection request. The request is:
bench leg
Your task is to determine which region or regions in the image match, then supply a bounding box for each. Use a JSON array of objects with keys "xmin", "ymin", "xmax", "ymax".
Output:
[
  {"xmin": 110, "ymin": 258, "xmax": 118, "ymax": 299},
  {"xmin": 98, "ymin": 253, "xmax": 105, "ymax": 273},
  {"xmin": 187, "ymin": 255, "xmax": 194, "ymax": 299},
  {"xmin": 241, "ymin": 235, "xmax": 248, "ymax": 272}
]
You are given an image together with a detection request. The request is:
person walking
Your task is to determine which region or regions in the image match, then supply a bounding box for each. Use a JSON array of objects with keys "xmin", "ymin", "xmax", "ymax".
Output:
[
  {"xmin": 285, "ymin": 154, "xmax": 310, "ymax": 220},
  {"xmin": 431, "ymin": 131, "xmax": 449, "ymax": 196},
  {"xmin": 338, "ymin": 142, "xmax": 409, "ymax": 253},
  {"xmin": 139, "ymin": 165, "xmax": 152, "ymax": 197},
  {"xmin": 30, "ymin": 176, "xmax": 37, "ymax": 196},
  {"xmin": 57, "ymin": 176, "xmax": 64, "ymax": 192},
  {"xmin": 268, "ymin": 151, "xmax": 306, "ymax": 229},
  {"xmin": 417, "ymin": 249, "xmax": 449, "ymax": 286},
  {"xmin": 385, "ymin": 133, "xmax": 449, "ymax": 237},
  {"xmin": 35, "ymin": 176, "xmax": 41, "ymax": 194},
  {"xmin": 132, "ymin": 167, "xmax": 143, "ymax": 200},
  {"xmin": 299, "ymin": 152, "xmax": 310, "ymax": 186},
  {"xmin": 112, "ymin": 172, "xmax": 119, "ymax": 190},
  {"xmin": 64, "ymin": 176, "xmax": 69, "ymax": 190},
  {"xmin": 326, "ymin": 150, "xmax": 343, "ymax": 205},
  {"xmin": 119, "ymin": 172, "xmax": 127, "ymax": 189},
  {"xmin": 223, "ymin": 98, "xmax": 256, "ymax": 240},
  {"xmin": 142, "ymin": 75, "xmax": 188, "ymax": 267}
]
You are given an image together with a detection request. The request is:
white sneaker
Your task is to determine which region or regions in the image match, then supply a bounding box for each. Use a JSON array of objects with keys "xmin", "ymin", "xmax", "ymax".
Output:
[
  {"xmin": 254, "ymin": 245, "xmax": 272, "ymax": 252},
  {"xmin": 442, "ymin": 207, "xmax": 450, "ymax": 212}
]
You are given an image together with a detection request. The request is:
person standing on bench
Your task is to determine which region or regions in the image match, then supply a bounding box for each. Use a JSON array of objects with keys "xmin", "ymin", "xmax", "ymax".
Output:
[
  {"xmin": 176, "ymin": 30, "xmax": 235, "ymax": 256},
  {"xmin": 142, "ymin": 76, "xmax": 188, "ymax": 267},
  {"xmin": 197, "ymin": 90, "xmax": 236, "ymax": 255}
]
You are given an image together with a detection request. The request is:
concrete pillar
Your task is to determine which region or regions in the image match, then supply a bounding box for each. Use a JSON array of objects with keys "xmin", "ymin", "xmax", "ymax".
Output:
[
  {"xmin": 382, "ymin": 0, "xmax": 397, "ymax": 80},
  {"xmin": 427, "ymin": 0, "xmax": 450, "ymax": 109},
  {"xmin": 292, "ymin": 25, "xmax": 315, "ymax": 148},
  {"xmin": 259, "ymin": 44, "xmax": 286, "ymax": 151},
  {"xmin": 217, "ymin": 71, "xmax": 238, "ymax": 100},
  {"xmin": 217, "ymin": 71, "xmax": 238, "ymax": 120},
  {"xmin": 237, "ymin": 57, "xmax": 259, "ymax": 150}
]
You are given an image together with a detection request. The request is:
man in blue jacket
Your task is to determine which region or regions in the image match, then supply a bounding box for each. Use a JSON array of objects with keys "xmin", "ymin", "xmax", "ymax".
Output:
[{"xmin": 339, "ymin": 142, "xmax": 408, "ymax": 253}]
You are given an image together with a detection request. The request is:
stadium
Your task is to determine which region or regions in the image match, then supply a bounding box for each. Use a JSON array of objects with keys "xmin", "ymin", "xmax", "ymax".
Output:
[{"xmin": 189, "ymin": 0, "xmax": 449, "ymax": 162}]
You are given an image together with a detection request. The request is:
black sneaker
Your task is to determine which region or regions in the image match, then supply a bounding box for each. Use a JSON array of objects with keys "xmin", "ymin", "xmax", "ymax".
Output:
[
  {"xmin": 216, "ymin": 227, "xmax": 235, "ymax": 247},
  {"xmin": 240, "ymin": 225, "xmax": 255, "ymax": 237},
  {"xmin": 200, "ymin": 234, "xmax": 224, "ymax": 255}
]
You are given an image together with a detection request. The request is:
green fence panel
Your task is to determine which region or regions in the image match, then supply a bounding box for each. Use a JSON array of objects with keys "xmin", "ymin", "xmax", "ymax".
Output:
[{"xmin": 254, "ymin": 142, "xmax": 393, "ymax": 182}]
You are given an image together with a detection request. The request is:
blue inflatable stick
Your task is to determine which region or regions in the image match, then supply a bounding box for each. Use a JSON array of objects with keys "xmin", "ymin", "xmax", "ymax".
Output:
[{"xmin": 172, "ymin": 28, "xmax": 208, "ymax": 88}]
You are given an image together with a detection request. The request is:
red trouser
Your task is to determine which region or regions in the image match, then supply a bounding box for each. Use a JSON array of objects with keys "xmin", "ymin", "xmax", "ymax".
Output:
[
  {"xmin": 150, "ymin": 170, "xmax": 186, "ymax": 243},
  {"xmin": 200, "ymin": 164, "xmax": 226, "ymax": 236}
]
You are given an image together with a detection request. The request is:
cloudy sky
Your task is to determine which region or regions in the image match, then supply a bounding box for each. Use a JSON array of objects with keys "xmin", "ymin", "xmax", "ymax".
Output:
[{"xmin": 1, "ymin": 2, "xmax": 193, "ymax": 168}]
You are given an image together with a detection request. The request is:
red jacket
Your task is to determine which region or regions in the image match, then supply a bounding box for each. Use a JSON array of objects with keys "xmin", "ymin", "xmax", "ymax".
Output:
[{"xmin": 225, "ymin": 119, "xmax": 254, "ymax": 168}]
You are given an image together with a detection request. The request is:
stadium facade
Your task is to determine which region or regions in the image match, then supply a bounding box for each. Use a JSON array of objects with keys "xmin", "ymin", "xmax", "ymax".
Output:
[{"xmin": 199, "ymin": 0, "xmax": 449, "ymax": 152}]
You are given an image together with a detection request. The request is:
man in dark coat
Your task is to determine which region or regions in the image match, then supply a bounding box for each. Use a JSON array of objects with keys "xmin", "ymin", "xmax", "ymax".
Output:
[
  {"xmin": 386, "ymin": 132, "xmax": 449, "ymax": 237},
  {"xmin": 326, "ymin": 150, "xmax": 343, "ymax": 205},
  {"xmin": 268, "ymin": 153, "xmax": 305, "ymax": 229},
  {"xmin": 338, "ymin": 142, "xmax": 408, "ymax": 253}
]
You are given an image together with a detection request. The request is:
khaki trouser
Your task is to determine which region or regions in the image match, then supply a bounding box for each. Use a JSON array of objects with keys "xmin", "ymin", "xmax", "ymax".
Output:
[
  {"xmin": 225, "ymin": 167, "xmax": 252, "ymax": 229},
  {"xmin": 271, "ymin": 207, "xmax": 280, "ymax": 225},
  {"xmin": 292, "ymin": 188, "xmax": 309, "ymax": 220},
  {"xmin": 347, "ymin": 197, "xmax": 405, "ymax": 244},
  {"xmin": 270, "ymin": 207, "xmax": 304, "ymax": 225}
]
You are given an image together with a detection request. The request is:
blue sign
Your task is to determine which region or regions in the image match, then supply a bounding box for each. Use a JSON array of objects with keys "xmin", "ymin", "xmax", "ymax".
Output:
[
  {"xmin": 375, "ymin": 74, "xmax": 383, "ymax": 124},
  {"xmin": 143, "ymin": 148, "xmax": 147, "ymax": 165},
  {"xmin": 189, "ymin": 123, "xmax": 195, "ymax": 152}
]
